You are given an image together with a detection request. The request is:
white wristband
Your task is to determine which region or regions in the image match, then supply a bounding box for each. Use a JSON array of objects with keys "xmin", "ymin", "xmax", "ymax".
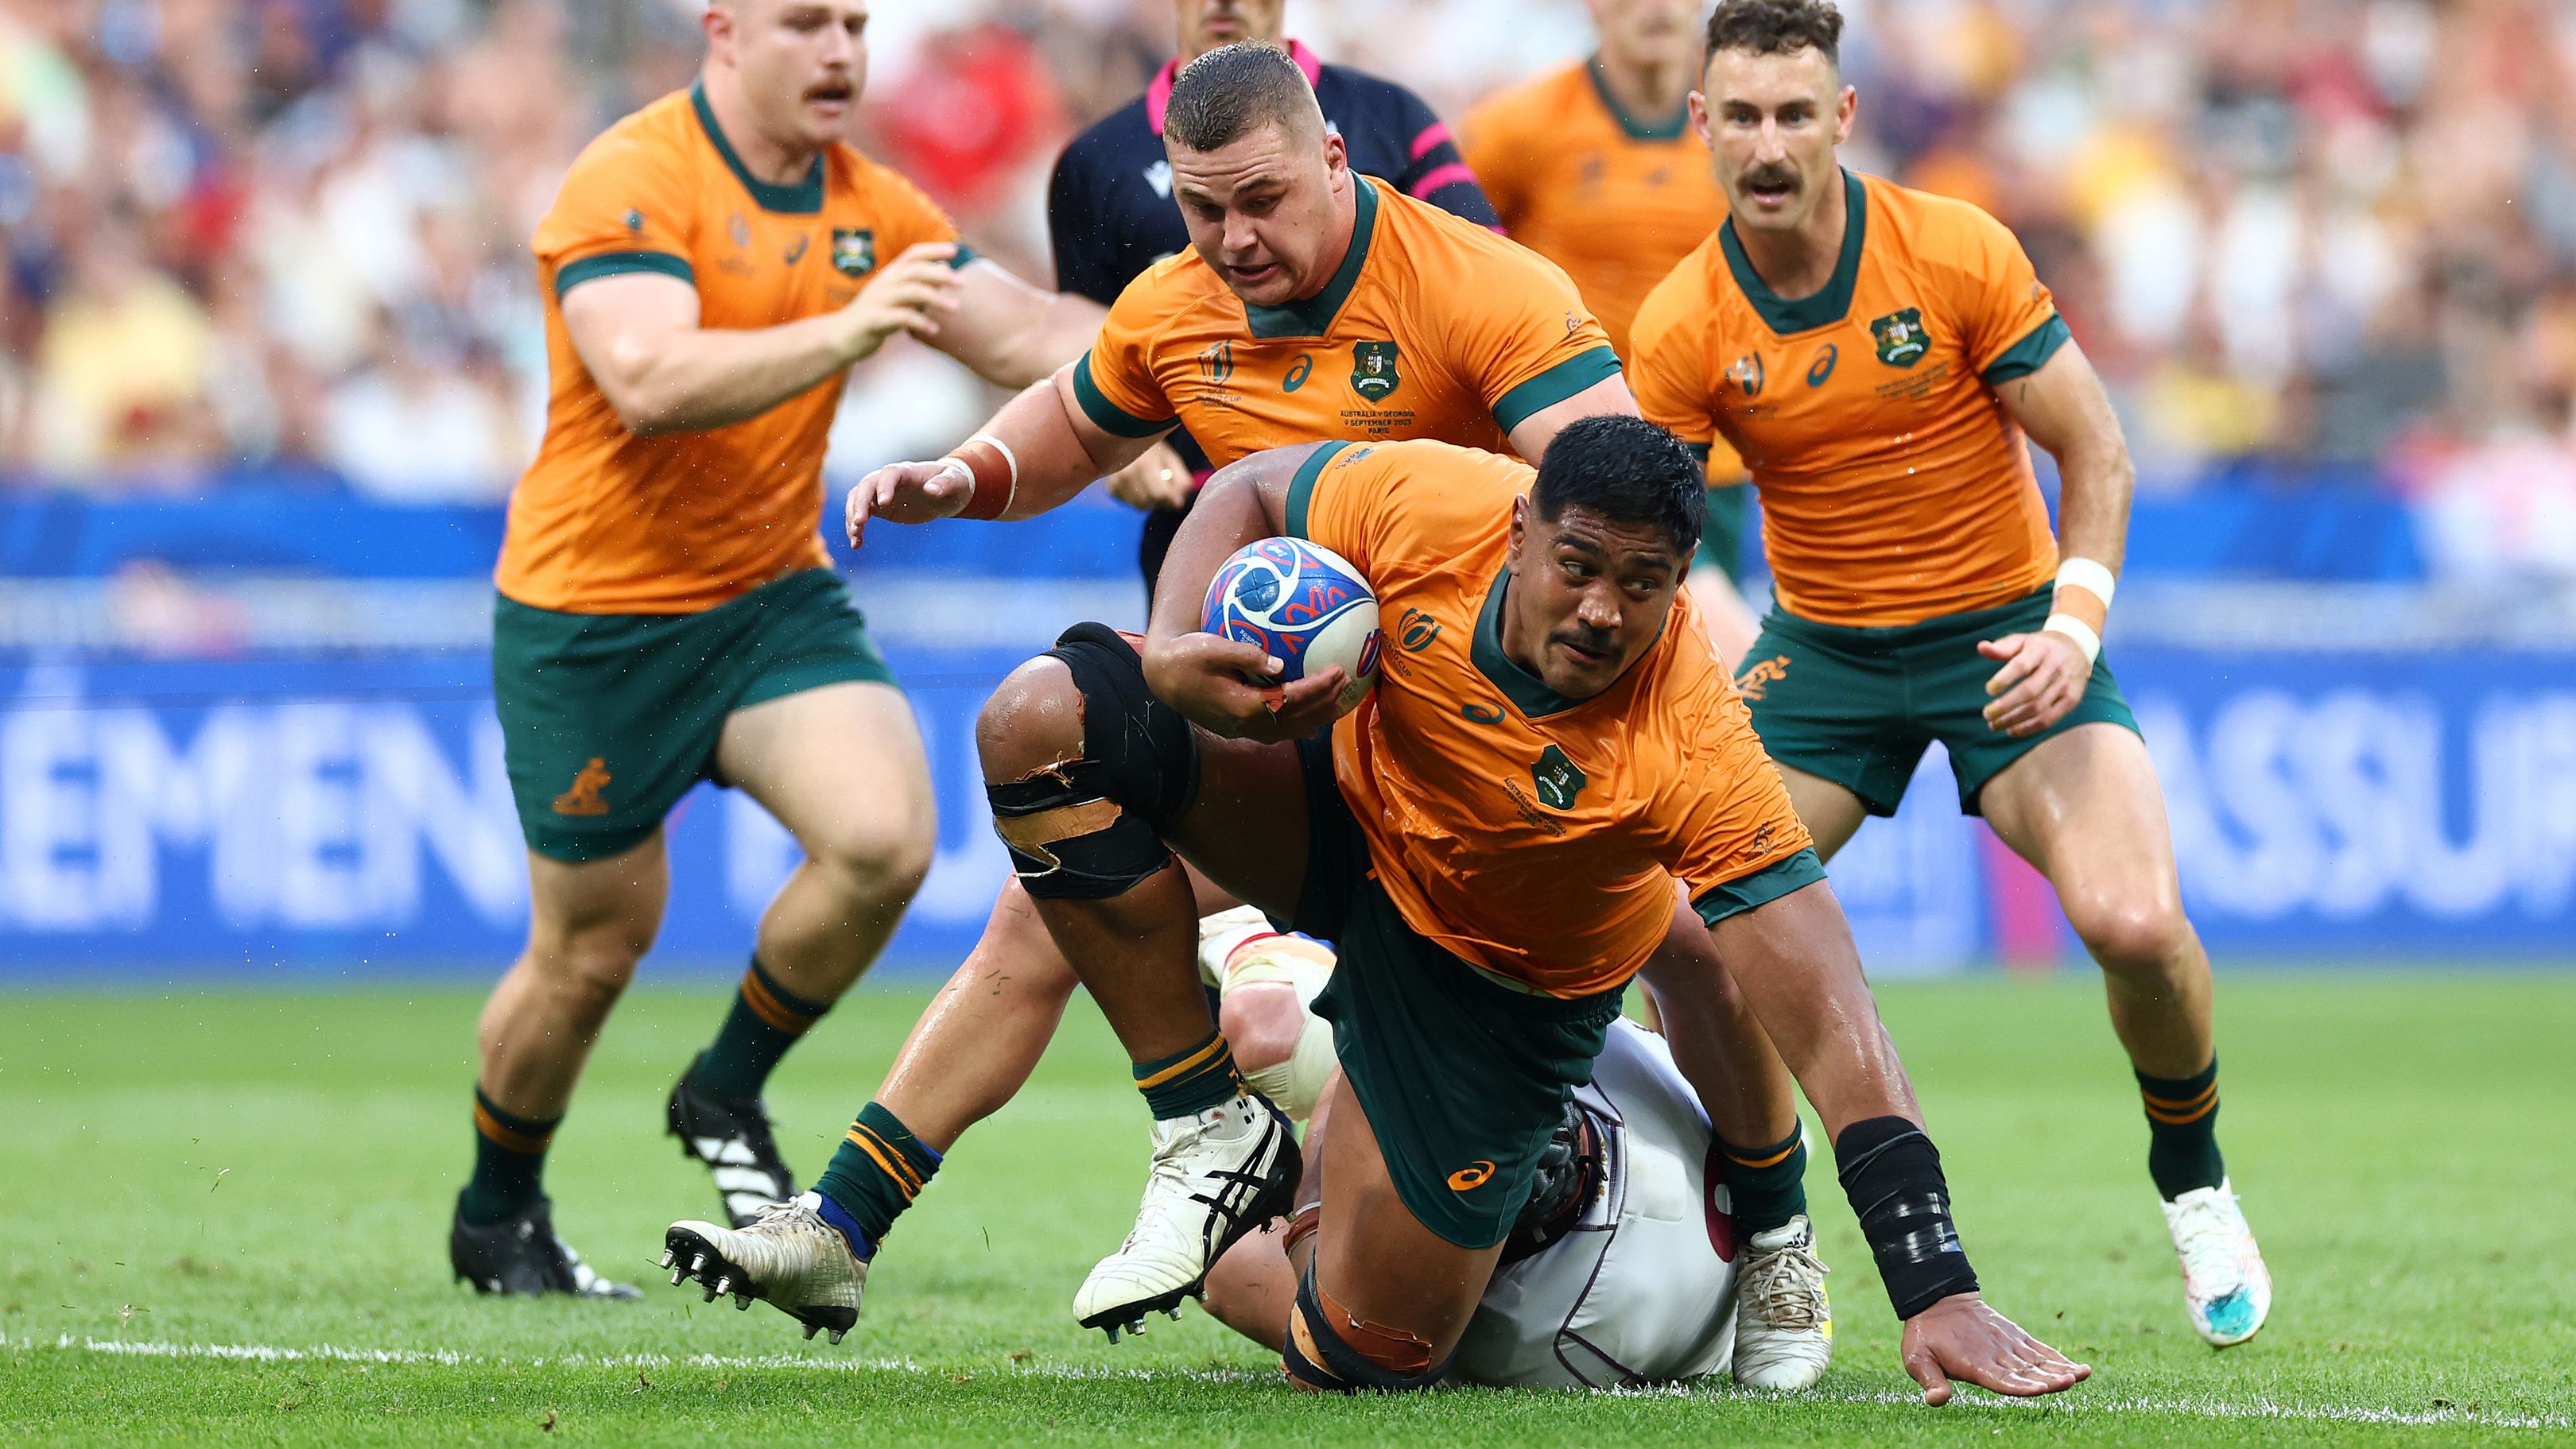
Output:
[
  {"xmin": 2055, "ymin": 556, "xmax": 2117, "ymax": 610},
  {"xmin": 965, "ymin": 433, "xmax": 1021, "ymax": 490},
  {"xmin": 2043, "ymin": 613, "xmax": 2102, "ymax": 668}
]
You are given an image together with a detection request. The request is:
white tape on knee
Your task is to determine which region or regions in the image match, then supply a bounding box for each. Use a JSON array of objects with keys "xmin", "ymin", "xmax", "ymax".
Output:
[{"xmin": 1244, "ymin": 1011, "xmax": 1338, "ymax": 1123}]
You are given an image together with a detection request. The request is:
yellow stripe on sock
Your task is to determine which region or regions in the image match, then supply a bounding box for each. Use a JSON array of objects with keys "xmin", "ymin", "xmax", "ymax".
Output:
[
  {"xmin": 1134, "ymin": 1036, "xmax": 1228, "ymax": 1091},
  {"xmin": 843, "ymin": 1128, "xmax": 921, "ymax": 1199},
  {"xmin": 2143, "ymin": 1096, "xmax": 2219, "ymax": 1125},
  {"xmin": 473, "ymin": 1102, "xmax": 553, "ymax": 1156},
  {"xmin": 739, "ymin": 968, "xmax": 815, "ymax": 1036},
  {"xmin": 2141, "ymin": 1083, "xmax": 2218, "ymax": 1122},
  {"xmin": 1724, "ymin": 1134, "xmax": 1803, "ymax": 1171}
]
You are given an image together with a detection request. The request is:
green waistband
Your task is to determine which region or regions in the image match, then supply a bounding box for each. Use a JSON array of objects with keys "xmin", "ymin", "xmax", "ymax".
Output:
[{"xmin": 1766, "ymin": 584, "xmax": 2053, "ymax": 645}]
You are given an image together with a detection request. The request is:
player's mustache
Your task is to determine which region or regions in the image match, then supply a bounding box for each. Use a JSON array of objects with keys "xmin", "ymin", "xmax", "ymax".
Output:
[
  {"xmin": 1740, "ymin": 165, "xmax": 1801, "ymax": 192},
  {"xmin": 1553, "ymin": 626, "xmax": 1620, "ymax": 658}
]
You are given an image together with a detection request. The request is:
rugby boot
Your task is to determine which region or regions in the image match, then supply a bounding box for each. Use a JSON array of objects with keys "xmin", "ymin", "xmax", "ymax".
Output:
[
  {"xmin": 665, "ymin": 1192, "xmax": 867, "ymax": 1345},
  {"xmin": 1073, "ymin": 1091, "xmax": 1301, "ymax": 1339},
  {"xmin": 450, "ymin": 1195, "xmax": 642, "ymax": 1300},
  {"xmin": 667, "ymin": 1060, "xmax": 797, "ymax": 1229},
  {"xmin": 1732, "ymin": 1214, "xmax": 1833, "ymax": 1390},
  {"xmin": 2163, "ymin": 1179, "xmax": 2271, "ymax": 1346}
]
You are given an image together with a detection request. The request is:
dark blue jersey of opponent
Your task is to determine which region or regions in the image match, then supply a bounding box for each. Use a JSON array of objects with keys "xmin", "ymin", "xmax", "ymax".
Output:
[{"xmin": 1046, "ymin": 41, "xmax": 1496, "ymax": 595}]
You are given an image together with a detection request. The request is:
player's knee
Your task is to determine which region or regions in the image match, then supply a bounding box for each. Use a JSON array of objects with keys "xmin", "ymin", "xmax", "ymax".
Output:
[
  {"xmin": 976, "ymin": 656, "xmax": 1084, "ymax": 785},
  {"xmin": 1282, "ymin": 1269, "xmax": 1445, "ymax": 1394},
  {"xmin": 527, "ymin": 920, "xmax": 650, "ymax": 1025},
  {"xmin": 801, "ymin": 809, "xmax": 935, "ymax": 910},
  {"xmin": 1219, "ymin": 984, "xmax": 1306, "ymax": 1075},
  {"xmin": 2065, "ymin": 888, "xmax": 2190, "ymax": 973}
]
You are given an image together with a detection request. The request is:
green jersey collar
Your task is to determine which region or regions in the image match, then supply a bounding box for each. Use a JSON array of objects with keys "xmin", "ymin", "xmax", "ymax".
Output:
[
  {"xmin": 1243, "ymin": 176, "xmax": 1379, "ymax": 340},
  {"xmin": 693, "ymin": 81, "xmax": 825, "ymax": 215},
  {"xmin": 1585, "ymin": 58, "xmax": 1690, "ymax": 141},
  {"xmin": 1718, "ymin": 168, "xmax": 1867, "ymax": 335}
]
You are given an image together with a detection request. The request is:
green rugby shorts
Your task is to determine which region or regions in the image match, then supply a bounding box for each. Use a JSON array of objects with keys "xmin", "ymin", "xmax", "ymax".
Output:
[
  {"xmin": 1735, "ymin": 585, "xmax": 2139, "ymax": 818},
  {"xmin": 491, "ymin": 568, "xmax": 897, "ymax": 862}
]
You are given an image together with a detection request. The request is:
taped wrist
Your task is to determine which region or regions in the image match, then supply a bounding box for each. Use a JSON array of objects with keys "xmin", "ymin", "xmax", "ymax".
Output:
[
  {"xmin": 987, "ymin": 623, "xmax": 1201, "ymax": 901},
  {"xmin": 1282, "ymin": 1264, "xmax": 1448, "ymax": 1393},
  {"xmin": 1833, "ymin": 1115, "xmax": 1980, "ymax": 1319}
]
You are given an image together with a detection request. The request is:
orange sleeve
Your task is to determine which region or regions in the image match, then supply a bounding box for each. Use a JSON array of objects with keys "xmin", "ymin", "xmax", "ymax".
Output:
[
  {"xmin": 1945, "ymin": 204, "xmax": 2070, "ymax": 385},
  {"xmin": 535, "ymin": 130, "xmax": 702, "ymax": 298},
  {"xmin": 1288, "ymin": 439, "xmax": 1515, "ymax": 581},
  {"xmin": 1069, "ymin": 267, "xmax": 1181, "ymax": 439},
  {"xmin": 1627, "ymin": 267, "xmax": 1721, "ymax": 450},
  {"xmin": 1456, "ymin": 95, "xmax": 1529, "ymax": 230},
  {"xmin": 1656, "ymin": 672, "xmax": 1822, "ymax": 916},
  {"xmin": 1456, "ymin": 245, "xmax": 1624, "ymax": 436}
]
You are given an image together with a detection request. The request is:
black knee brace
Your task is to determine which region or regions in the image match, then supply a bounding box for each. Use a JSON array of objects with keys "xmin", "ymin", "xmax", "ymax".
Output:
[
  {"xmin": 986, "ymin": 623, "xmax": 1201, "ymax": 901},
  {"xmin": 1281, "ymin": 1264, "xmax": 1449, "ymax": 1393}
]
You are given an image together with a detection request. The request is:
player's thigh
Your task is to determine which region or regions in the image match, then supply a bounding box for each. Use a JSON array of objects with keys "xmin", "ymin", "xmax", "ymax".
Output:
[
  {"xmin": 1976, "ymin": 721, "xmax": 2184, "ymax": 922},
  {"xmin": 1775, "ymin": 763, "xmax": 1870, "ymax": 860},
  {"xmin": 1166, "ymin": 730, "xmax": 1315, "ymax": 922},
  {"xmin": 716, "ymin": 680, "xmax": 935, "ymax": 875},
  {"xmin": 1311, "ymin": 1073, "xmax": 1503, "ymax": 1362},
  {"xmin": 523, "ymin": 831, "xmax": 670, "ymax": 971}
]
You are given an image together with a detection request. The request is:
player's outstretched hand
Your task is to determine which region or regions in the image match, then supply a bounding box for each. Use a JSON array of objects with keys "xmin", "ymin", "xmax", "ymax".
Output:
[
  {"xmin": 1105, "ymin": 440, "xmax": 1197, "ymax": 512},
  {"xmin": 844, "ymin": 459, "xmax": 970, "ymax": 547},
  {"xmin": 1899, "ymin": 1292, "xmax": 2090, "ymax": 1405},
  {"xmin": 1143, "ymin": 632, "xmax": 1347, "ymax": 743},
  {"xmin": 1978, "ymin": 631, "xmax": 2089, "ymax": 738},
  {"xmin": 842, "ymin": 242, "xmax": 964, "ymax": 355}
]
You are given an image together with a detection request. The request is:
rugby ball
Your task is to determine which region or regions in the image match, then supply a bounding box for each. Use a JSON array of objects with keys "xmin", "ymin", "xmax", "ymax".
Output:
[{"xmin": 1201, "ymin": 537, "xmax": 1382, "ymax": 716}]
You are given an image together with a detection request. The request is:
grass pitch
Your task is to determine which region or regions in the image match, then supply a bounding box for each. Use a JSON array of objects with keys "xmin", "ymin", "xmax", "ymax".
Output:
[{"xmin": 2, "ymin": 971, "xmax": 2571, "ymax": 1447}]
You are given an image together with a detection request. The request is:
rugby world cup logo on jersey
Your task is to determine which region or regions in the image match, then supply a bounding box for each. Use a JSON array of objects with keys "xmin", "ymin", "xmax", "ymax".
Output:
[
  {"xmin": 1397, "ymin": 606, "xmax": 1443, "ymax": 653},
  {"xmin": 1728, "ymin": 352, "xmax": 1766, "ymax": 397},
  {"xmin": 1199, "ymin": 341, "xmax": 1235, "ymax": 385},
  {"xmin": 1872, "ymin": 307, "xmax": 1929, "ymax": 367},
  {"xmin": 831, "ymin": 229, "xmax": 877, "ymax": 277},
  {"xmin": 1531, "ymin": 745, "xmax": 1587, "ymax": 811},
  {"xmin": 1352, "ymin": 341, "xmax": 1402, "ymax": 402}
]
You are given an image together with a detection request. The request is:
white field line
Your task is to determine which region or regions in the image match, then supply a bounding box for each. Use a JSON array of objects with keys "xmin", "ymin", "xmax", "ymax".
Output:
[{"xmin": 6, "ymin": 1331, "xmax": 2569, "ymax": 1432}]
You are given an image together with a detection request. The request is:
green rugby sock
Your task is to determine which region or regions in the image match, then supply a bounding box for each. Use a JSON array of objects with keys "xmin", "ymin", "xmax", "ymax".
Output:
[
  {"xmin": 2138, "ymin": 1058, "xmax": 2226, "ymax": 1199},
  {"xmin": 1133, "ymin": 1029, "xmax": 1242, "ymax": 1119},
  {"xmin": 692, "ymin": 955, "xmax": 829, "ymax": 1101},
  {"xmin": 1717, "ymin": 1122, "xmax": 1810, "ymax": 1236},
  {"xmin": 460, "ymin": 1089, "xmax": 559, "ymax": 1225},
  {"xmin": 812, "ymin": 1102, "xmax": 942, "ymax": 1257}
]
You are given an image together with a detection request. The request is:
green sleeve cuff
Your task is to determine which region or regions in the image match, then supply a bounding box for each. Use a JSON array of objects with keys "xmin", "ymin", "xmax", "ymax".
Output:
[
  {"xmin": 1685, "ymin": 443, "xmax": 1713, "ymax": 463},
  {"xmin": 947, "ymin": 242, "xmax": 980, "ymax": 270},
  {"xmin": 1981, "ymin": 312, "xmax": 2071, "ymax": 385},
  {"xmin": 1071, "ymin": 350, "xmax": 1178, "ymax": 439},
  {"xmin": 1284, "ymin": 441, "xmax": 1356, "ymax": 540},
  {"xmin": 555, "ymin": 250, "xmax": 693, "ymax": 298},
  {"xmin": 1693, "ymin": 847, "xmax": 1826, "ymax": 927},
  {"xmin": 1492, "ymin": 346, "xmax": 1624, "ymax": 434}
]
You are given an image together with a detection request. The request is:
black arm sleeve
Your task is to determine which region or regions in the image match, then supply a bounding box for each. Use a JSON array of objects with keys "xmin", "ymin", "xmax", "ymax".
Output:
[{"xmin": 1389, "ymin": 87, "xmax": 1499, "ymax": 229}]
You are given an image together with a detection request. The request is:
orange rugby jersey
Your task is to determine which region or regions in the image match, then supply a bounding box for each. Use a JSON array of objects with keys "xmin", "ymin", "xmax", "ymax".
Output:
[
  {"xmin": 1286, "ymin": 438, "xmax": 1812, "ymax": 998},
  {"xmin": 1629, "ymin": 169, "xmax": 2071, "ymax": 627},
  {"xmin": 499, "ymin": 83, "xmax": 967, "ymax": 614},
  {"xmin": 1073, "ymin": 176, "xmax": 1620, "ymax": 465}
]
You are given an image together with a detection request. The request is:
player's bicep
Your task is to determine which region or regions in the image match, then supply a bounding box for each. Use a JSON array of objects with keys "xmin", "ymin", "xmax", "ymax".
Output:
[
  {"xmin": 560, "ymin": 271, "xmax": 700, "ymax": 415},
  {"xmin": 1051, "ymin": 362, "xmax": 1170, "ymax": 475},
  {"xmin": 1504, "ymin": 372, "xmax": 1639, "ymax": 463},
  {"xmin": 1994, "ymin": 339, "xmax": 2123, "ymax": 466}
]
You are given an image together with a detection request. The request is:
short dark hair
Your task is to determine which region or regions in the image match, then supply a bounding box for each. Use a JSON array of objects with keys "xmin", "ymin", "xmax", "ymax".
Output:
[
  {"xmin": 1704, "ymin": 0, "xmax": 1845, "ymax": 67},
  {"xmin": 1530, "ymin": 416, "xmax": 1705, "ymax": 559},
  {"xmin": 1163, "ymin": 41, "xmax": 1323, "ymax": 153}
]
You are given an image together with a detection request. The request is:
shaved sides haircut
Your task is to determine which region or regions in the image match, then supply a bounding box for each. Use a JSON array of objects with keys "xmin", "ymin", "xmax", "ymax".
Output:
[
  {"xmin": 1163, "ymin": 41, "xmax": 1324, "ymax": 152},
  {"xmin": 1703, "ymin": 0, "xmax": 1844, "ymax": 65}
]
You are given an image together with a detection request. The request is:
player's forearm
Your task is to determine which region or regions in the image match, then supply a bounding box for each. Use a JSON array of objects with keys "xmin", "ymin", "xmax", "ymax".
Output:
[
  {"xmin": 969, "ymin": 374, "xmax": 1156, "ymax": 521},
  {"xmin": 937, "ymin": 265, "xmax": 1108, "ymax": 389},
  {"xmin": 2051, "ymin": 437, "xmax": 2133, "ymax": 579},
  {"xmin": 608, "ymin": 313, "xmax": 865, "ymax": 436},
  {"xmin": 1704, "ymin": 885, "xmax": 1922, "ymax": 1136}
]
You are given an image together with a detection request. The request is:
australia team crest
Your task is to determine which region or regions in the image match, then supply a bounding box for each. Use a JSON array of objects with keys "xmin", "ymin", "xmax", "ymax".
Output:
[
  {"xmin": 1352, "ymin": 340, "xmax": 1402, "ymax": 402},
  {"xmin": 1871, "ymin": 307, "xmax": 1929, "ymax": 367},
  {"xmin": 1531, "ymin": 745, "xmax": 1587, "ymax": 811},
  {"xmin": 831, "ymin": 228, "xmax": 877, "ymax": 277}
]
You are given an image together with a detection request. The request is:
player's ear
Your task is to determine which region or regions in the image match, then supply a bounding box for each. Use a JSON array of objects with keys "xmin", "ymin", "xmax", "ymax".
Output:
[
  {"xmin": 1834, "ymin": 84, "xmax": 1857, "ymax": 146},
  {"xmin": 1507, "ymin": 494, "xmax": 1530, "ymax": 564},
  {"xmin": 1320, "ymin": 126, "xmax": 1348, "ymax": 180},
  {"xmin": 1688, "ymin": 90, "xmax": 1712, "ymax": 148}
]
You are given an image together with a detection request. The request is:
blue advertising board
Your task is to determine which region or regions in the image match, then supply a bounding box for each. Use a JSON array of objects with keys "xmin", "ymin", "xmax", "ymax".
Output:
[{"xmin": 3, "ymin": 639, "xmax": 2571, "ymax": 977}]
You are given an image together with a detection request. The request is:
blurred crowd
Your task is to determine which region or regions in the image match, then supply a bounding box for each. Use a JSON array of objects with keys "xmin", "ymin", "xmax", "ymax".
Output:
[{"xmin": 3, "ymin": 0, "xmax": 2573, "ymax": 574}]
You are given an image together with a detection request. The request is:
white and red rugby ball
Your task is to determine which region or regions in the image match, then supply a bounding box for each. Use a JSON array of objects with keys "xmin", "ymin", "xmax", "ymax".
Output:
[{"xmin": 1200, "ymin": 537, "xmax": 1383, "ymax": 716}]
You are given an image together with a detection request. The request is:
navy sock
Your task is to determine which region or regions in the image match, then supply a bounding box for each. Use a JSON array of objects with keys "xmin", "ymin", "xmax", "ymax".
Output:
[{"xmin": 692, "ymin": 955, "xmax": 830, "ymax": 1101}]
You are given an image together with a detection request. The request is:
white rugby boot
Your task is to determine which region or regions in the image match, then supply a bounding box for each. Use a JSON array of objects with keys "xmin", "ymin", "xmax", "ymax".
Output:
[
  {"xmin": 1073, "ymin": 1091, "xmax": 1300, "ymax": 1339},
  {"xmin": 1733, "ymin": 1214, "xmax": 1833, "ymax": 1390},
  {"xmin": 2163, "ymin": 1179, "xmax": 2271, "ymax": 1346},
  {"xmin": 664, "ymin": 1192, "xmax": 867, "ymax": 1344}
]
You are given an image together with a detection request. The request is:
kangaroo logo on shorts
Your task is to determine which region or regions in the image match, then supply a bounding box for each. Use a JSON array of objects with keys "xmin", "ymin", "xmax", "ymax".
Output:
[
  {"xmin": 831, "ymin": 228, "xmax": 877, "ymax": 277},
  {"xmin": 1872, "ymin": 307, "xmax": 1930, "ymax": 368},
  {"xmin": 553, "ymin": 757, "xmax": 612, "ymax": 817},
  {"xmin": 1352, "ymin": 340, "xmax": 1401, "ymax": 403},
  {"xmin": 1736, "ymin": 653, "xmax": 1790, "ymax": 702},
  {"xmin": 1448, "ymin": 1160, "xmax": 1496, "ymax": 1191},
  {"xmin": 1530, "ymin": 745, "xmax": 1586, "ymax": 812}
]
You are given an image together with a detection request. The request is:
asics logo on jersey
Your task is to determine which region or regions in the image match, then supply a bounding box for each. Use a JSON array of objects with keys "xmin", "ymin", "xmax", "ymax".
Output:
[
  {"xmin": 1806, "ymin": 343, "xmax": 1837, "ymax": 387},
  {"xmin": 1462, "ymin": 701, "xmax": 1505, "ymax": 723},
  {"xmin": 1872, "ymin": 308, "xmax": 1930, "ymax": 367},
  {"xmin": 1448, "ymin": 1161, "xmax": 1496, "ymax": 1191},
  {"xmin": 553, "ymin": 757, "xmax": 612, "ymax": 817},
  {"xmin": 784, "ymin": 233, "xmax": 809, "ymax": 266},
  {"xmin": 1282, "ymin": 354, "xmax": 1313, "ymax": 392},
  {"xmin": 831, "ymin": 229, "xmax": 876, "ymax": 277}
]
